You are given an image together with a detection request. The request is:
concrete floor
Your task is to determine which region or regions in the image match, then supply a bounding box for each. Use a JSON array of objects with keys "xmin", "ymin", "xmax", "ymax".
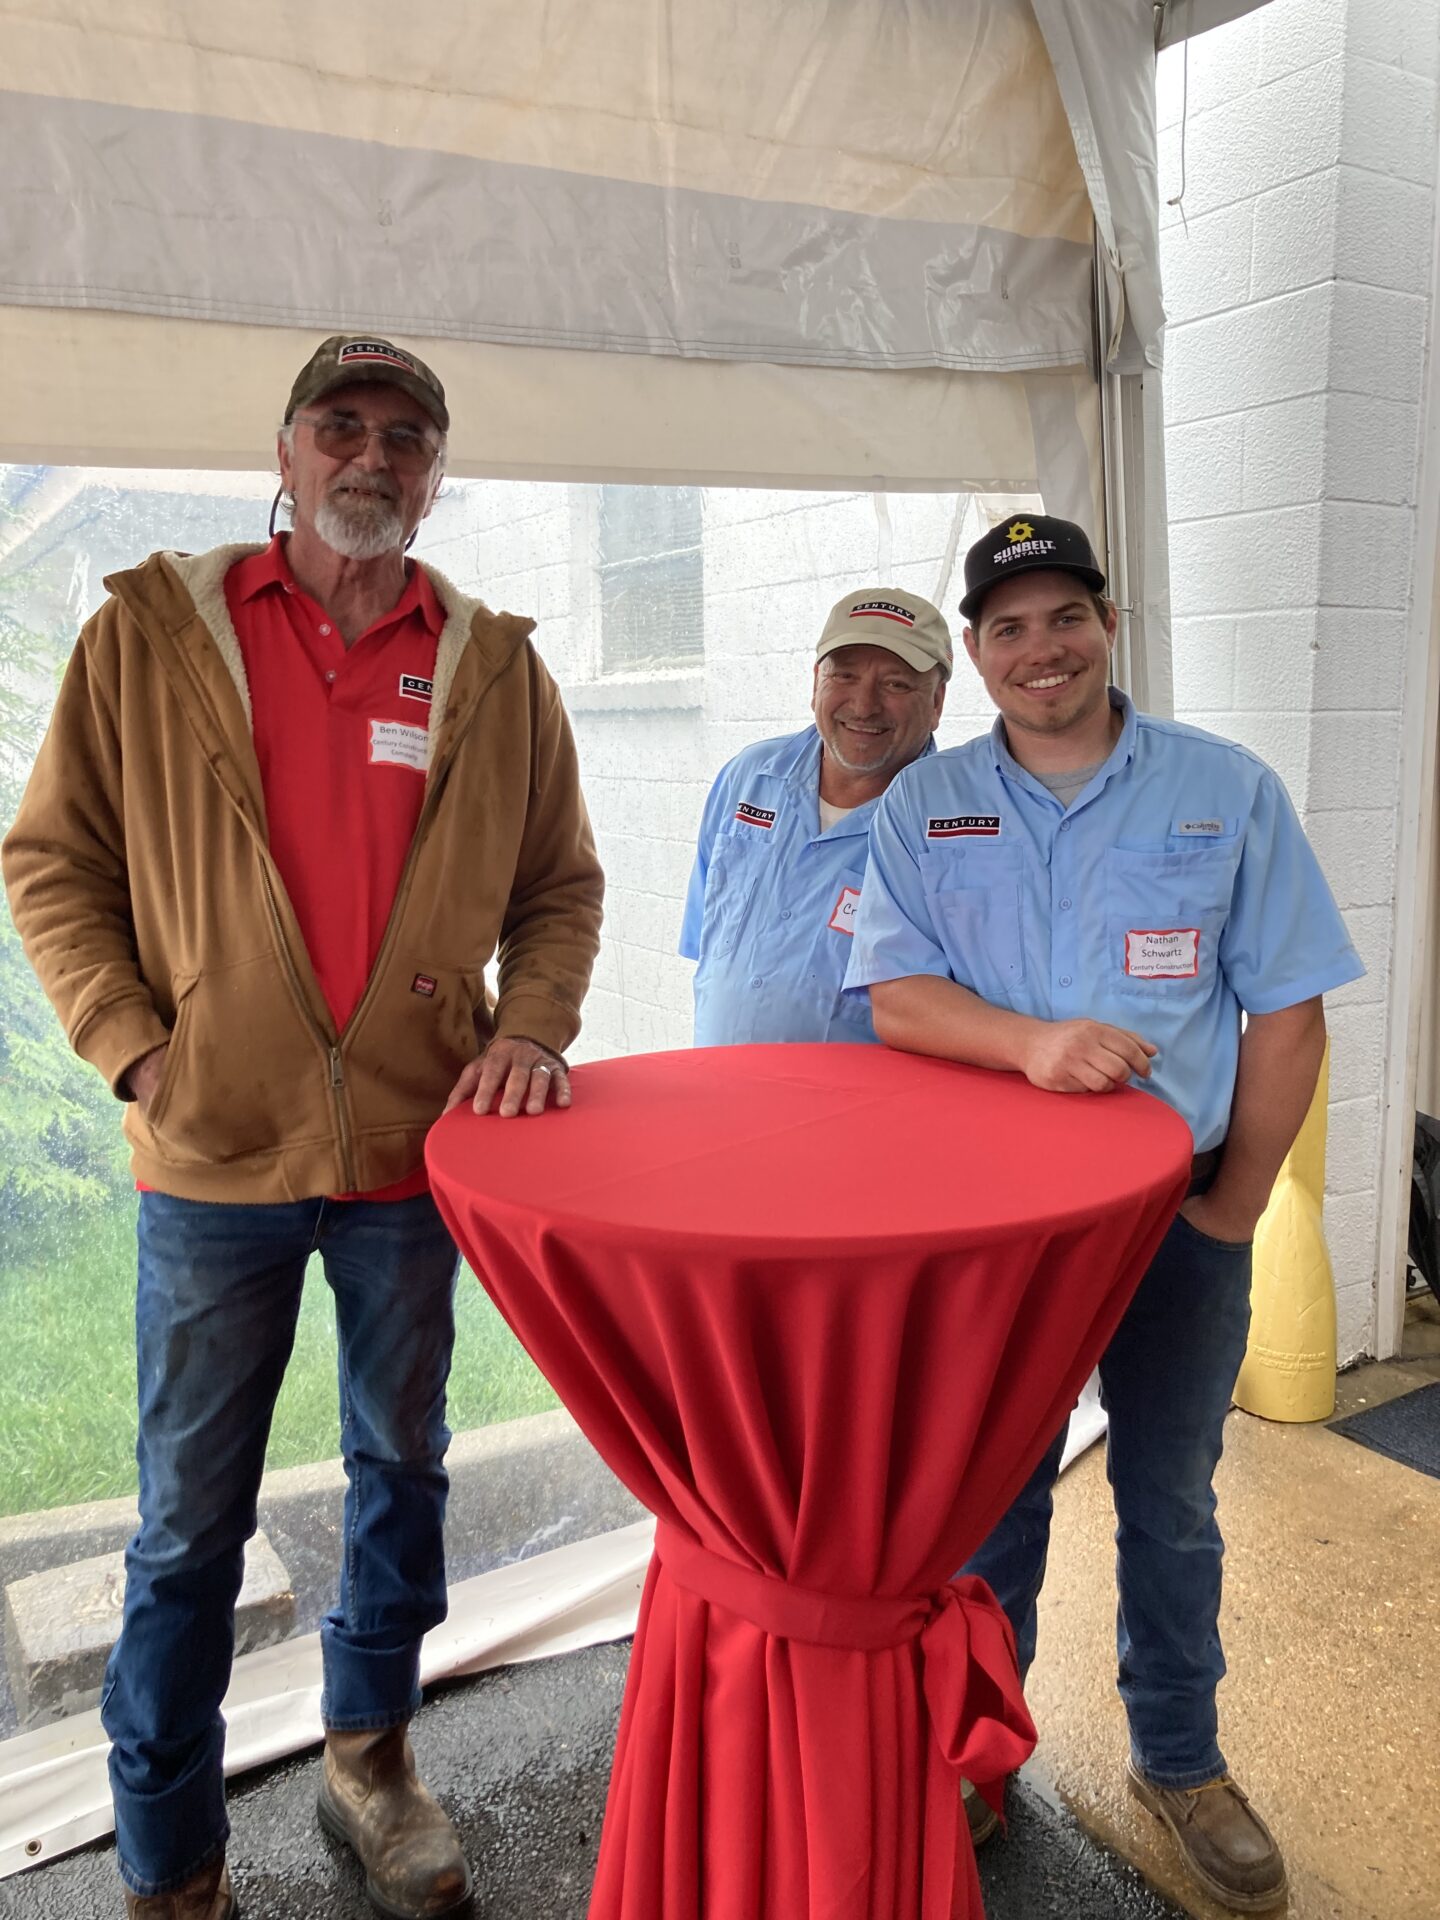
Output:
[
  {"xmin": 4, "ymin": 1306, "xmax": 1436, "ymax": 1917},
  {"xmin": 1024, "ymin": 1295, "xmax": 1440, "ymax": 1920},
  {"xmin": 0, "ymin": 1648, "xmax": 1188, "ymax": 1920}
]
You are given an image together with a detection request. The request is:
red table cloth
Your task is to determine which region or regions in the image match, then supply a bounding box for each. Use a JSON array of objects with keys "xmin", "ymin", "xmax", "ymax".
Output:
[{"xmin": 427, "ymin": 1044, "xmax": 1191, "ymax": 1920}]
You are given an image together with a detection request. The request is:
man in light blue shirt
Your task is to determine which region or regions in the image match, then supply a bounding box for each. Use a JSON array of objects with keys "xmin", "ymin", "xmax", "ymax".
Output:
[
  {"xmin": 846, "ymin": 516, "xmax": 1363, "ymax": 1913},
  {"xmin": 680, "ymin": 588, "xmax": 951, "ymax": 1045}
]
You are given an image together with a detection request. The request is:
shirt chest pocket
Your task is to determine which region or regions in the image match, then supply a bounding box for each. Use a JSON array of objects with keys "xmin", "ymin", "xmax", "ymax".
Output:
[
  {"xmin": 928, "ymin": 845, "xmax": 1028, "ymax": 1002},
  {"xmin": 1104, "ymin": 845, "xmax": 1235, "ymax": 998},
  {"xmin": 700, "ymin": 830, "xmax": 777, "ymax": 954}
]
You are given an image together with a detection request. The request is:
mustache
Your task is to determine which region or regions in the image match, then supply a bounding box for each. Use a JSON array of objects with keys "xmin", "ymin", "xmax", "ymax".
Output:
[{"xmin": 327, "ymin": 476, "xmax": 400, "ymax": 505}]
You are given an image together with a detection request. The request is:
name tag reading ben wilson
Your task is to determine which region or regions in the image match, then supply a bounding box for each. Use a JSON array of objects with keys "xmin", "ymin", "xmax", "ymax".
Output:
[
  {"xmin": 1125, "ymin": 927, "xmax": 1200, "ymax": 978},
  {"xmin": 368, "ymin": 719, "xmax": 428, "ymax": 772}
]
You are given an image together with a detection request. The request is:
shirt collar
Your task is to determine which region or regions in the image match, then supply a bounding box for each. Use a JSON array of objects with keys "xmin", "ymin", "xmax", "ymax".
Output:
[
  {"xmin": 989, "ymin": 688, "xmax": 1136, "ymax": 790},
  {"xmin": 788, "ymin": 725, "xmax": 940, "ymax": 832},
  {"xmin": 228, "ymin": 535, "xmax": 445, "ymax": 637}
]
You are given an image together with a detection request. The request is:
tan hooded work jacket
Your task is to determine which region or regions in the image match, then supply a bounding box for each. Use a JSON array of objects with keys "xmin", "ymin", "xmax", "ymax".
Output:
[{"xmin": 2, "ymin": 545, "xmax": 605, "ymax": 1203}]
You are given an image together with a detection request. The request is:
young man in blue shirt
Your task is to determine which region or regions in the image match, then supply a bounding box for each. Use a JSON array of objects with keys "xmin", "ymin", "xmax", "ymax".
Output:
[
  {"xmin": 681, "ymin": 589, "xmax": 950, "ymax": 1044},
  {"xmin": 845, "ymin": 516, "xmax": 1363, "ymax": 1913}
]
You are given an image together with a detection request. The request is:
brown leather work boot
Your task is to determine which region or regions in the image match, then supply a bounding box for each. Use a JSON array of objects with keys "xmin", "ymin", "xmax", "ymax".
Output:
[
  {"xmin": 1128, "ymin": 1763, "xmax": 1287, "ymax": 1912},
  {"xmin": 122, "ymin": 1855, "xmax": 237, "ymax": 1918},
  {"xmin": 961, "ymin": 1777, "xmax": 1002, "ymax": 1849},
  {"xmin": 317, "ymin": 1725, "xmax": 473, "ymax": 1918}
]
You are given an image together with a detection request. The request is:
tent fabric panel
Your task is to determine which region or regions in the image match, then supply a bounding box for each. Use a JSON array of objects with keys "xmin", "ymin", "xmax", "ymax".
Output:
[
  {"xmin": 7, "ymin": 0, "xmax": 1090, "ymax": 237},
  {"xmin": 0, "ymin": 307, "xmax": 1103, "ymax": 522},
  {"xmin": 2, "ymin": 92, "xmax": 1095, "ymax": 376},
  {"xmin": 1031, "ymin": 1, "xmax": 1165, "ymax": 369},
  {"xmin": 2, "ymin": 0, "xmax": 1095, "ymax": 378},
  {"xmin": 1155, "ymin": 0, "xmax": 1277, "ymax": 51}
]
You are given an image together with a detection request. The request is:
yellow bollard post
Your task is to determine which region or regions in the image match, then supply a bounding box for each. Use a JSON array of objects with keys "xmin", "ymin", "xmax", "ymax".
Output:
[{"xmin": 1233, "ymin": 1041, "xmax": 1337, "ymax": 1421}]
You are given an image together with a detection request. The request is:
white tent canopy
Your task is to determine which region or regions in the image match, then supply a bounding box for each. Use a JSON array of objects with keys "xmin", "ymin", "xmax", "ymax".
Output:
[{"xmin": 0, "ymin": 0, "xmax": 1267, "ymax": 511}]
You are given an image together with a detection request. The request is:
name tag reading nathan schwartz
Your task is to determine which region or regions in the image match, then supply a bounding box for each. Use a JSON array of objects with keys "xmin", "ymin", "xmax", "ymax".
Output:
[{"xmin": 1125, "ymin": 927, "xmax": 1200, "ymax": 979}]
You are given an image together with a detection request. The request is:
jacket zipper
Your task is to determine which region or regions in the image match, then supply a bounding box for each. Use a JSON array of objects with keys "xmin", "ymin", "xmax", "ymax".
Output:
[
  {"xmin": 334, "ymin": 721, "xmax": 470, "ymax": 1054},
  {"xmin": 259, "ymin": 863, "xmax": 358, "ymax": 1192}
]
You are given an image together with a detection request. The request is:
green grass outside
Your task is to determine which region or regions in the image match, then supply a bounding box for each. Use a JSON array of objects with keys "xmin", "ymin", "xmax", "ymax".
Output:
[{"xmin": 0, "ymin": 1201, "xmax": 559, "ymax": 1517}]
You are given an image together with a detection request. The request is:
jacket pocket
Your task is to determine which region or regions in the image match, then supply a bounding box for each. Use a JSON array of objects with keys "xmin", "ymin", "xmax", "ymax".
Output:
[
  {"xmin": 144, "ymin": 957, "xmax": 328, "ymax": 1162},
  {"xmin": 1104, "ymin": 845, "xmax": 1234, "ymax": 999},
  {"xmin": 347, "ymin": 965, "xmax": 486, "ymax": 1132}
]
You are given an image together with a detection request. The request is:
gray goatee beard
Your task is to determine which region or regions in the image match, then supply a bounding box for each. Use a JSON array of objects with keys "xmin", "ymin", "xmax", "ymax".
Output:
[{"xmin": 314, "ymin": 491, "xmax": 406, "ymax": 560}]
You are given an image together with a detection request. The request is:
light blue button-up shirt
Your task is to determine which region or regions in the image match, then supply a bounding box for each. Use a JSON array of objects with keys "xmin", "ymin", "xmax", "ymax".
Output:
[
  {"xmin": 681, "ymin": 725, "xmax": 935, "ymax": 1046},
  {"xmin": 844, "ymin": 695, "xmax": 1364, "ymax": 1150}
]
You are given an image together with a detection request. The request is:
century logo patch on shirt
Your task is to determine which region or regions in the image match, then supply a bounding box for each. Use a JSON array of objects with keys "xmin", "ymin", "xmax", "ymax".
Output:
[
  {"xmin": 927, "ymin": 815, "xmax": 1001, "ymax": 838},
  {"xmin": 399, "ymin": 673, "xmax": 433, "ymax": 703},
  {"xmin": 735, "ymin": 801, "xmax": 777, "ymax": 830},
  {"xmin": 850, "ymin": 599, "xmax": 916, "ymax": 628}
]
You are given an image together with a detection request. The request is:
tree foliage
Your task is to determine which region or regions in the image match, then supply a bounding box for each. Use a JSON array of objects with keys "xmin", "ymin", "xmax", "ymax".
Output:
[{"xmin": 0, "ymin": 542, "xmax": 131, "ymax": 1224}]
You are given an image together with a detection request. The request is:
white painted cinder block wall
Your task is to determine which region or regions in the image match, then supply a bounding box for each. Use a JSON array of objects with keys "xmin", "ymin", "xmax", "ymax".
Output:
[
  {"xmin": 420, "ymin": 485, "xmax": 1009, "ymax": 1067},
  {"xmin": 1157, "ymin": 0, "xmax": 1439, "ymax": 1358}
]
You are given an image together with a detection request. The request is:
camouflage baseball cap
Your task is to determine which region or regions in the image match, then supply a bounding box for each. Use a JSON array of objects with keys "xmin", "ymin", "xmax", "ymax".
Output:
[{"xmin": 285, "ymin": 335, "xmax": 449, "ymax": 433}]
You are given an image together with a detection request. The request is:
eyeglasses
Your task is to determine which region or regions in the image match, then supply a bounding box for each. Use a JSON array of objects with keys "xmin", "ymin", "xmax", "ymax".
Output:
[{"xmin": 295, "ymin": 411, "xmax": 440, "ymax": 473}]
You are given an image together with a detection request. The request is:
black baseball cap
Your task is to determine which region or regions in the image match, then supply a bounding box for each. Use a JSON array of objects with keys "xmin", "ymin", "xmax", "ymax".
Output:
[
  {"xmin": 959, "ymin": 514, "xmax": 1106, "ymax": 622},
  {"xmin": 285, "ymin": 335, "xmax": 449, "ymax": 433}
]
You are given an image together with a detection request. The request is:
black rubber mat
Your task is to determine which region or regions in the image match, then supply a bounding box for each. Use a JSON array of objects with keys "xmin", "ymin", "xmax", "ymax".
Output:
[{"xmin": 1331, "ymin": 1381, "xmax": 1440, "ymax": 1480}]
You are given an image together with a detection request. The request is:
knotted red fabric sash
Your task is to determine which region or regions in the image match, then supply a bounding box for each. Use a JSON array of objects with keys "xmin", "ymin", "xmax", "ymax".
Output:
[{"xmin": 656, "ymin": 1522, "xmax": 1036, "ymax": 1814}]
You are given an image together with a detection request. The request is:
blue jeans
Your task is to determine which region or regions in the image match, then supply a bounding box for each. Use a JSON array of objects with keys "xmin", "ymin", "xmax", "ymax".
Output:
[
  {"xmin": 101, "ymin": 1191, "xmax": 459, "ymax": 1896},
  {"xmin": 964, "ymin": 1210, "xmax": 1253, "ymax": 1788}
]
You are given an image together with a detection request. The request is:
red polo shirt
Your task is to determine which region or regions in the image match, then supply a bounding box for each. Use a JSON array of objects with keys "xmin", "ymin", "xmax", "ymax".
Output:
[{"xmin": 227, "ymin": 535, "xmax": 445, "ymax": 1199}]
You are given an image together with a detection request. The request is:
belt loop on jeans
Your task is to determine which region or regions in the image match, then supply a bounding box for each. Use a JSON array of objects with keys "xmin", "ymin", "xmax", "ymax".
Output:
[{"xmin": 1188, "ymin": 1143, "xmax": 1224, "ymax": 1197}]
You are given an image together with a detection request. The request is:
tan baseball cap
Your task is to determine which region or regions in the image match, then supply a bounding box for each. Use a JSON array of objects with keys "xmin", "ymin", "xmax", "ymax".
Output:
[
  {"xmin": 816, "ymin": 588, "xmax": 953, "ymax": 680},
  {"xmin": 285, "ymin": 334, "xmax": 449, "ymax": 433}
]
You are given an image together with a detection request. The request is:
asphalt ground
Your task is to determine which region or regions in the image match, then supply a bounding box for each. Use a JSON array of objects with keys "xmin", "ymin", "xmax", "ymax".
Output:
[{"xmin": 0, "ymin": 1635, "xmax": 1189, "ymax": 1920}]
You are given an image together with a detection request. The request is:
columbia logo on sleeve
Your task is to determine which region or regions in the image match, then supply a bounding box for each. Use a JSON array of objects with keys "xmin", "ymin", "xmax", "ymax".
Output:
[
  {"xmin": 927, "ymin": 815, "xmax": 1001, "ymax": 838},
  {"xmin": 735, "ymin": 801, "xmax": 777, "ymax": 830}
]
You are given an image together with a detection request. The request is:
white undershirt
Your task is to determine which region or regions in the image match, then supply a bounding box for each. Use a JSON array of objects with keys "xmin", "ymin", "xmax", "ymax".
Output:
[{"xmin": 818, "ymin": 796, "xmax": 859, "ymax": 834}]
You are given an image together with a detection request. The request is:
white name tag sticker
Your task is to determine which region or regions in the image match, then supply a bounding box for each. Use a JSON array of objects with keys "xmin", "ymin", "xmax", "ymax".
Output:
[
  {"xmin": 1125, "ymin": 928, "xmax": 1200, "ymax": 978},
  {"xmin": 829, "ymin": 886, "xmax": 861, "ymax": 935},
  {"xmin": 368, "ymin": 719, "xmax": 428, "ymax": 772}
]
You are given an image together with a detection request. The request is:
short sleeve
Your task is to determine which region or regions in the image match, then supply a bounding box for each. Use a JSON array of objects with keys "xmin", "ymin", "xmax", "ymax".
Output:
[
  {"xmin": 1219, "ymin": 768, "xmax": 1365, "ymax": 1013},
  {"xmin": 679, "ymin": 764, "xmax": 734, "ymax": 961},
  {"xmin": 844, "ymin": 782, "xmax": 955, "ymax": 989}
]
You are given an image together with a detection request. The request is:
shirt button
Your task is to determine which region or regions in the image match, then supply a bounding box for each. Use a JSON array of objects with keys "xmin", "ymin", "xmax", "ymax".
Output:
[
  {"xmin": 283, "ymin": 583, "xmax": 294, "ymax": 595},
  {"xmin": 1060, "ymin": 897, "xmax": 1072, "ymax": 910},
  {"xmin": 1059, "ymin": 974, "xmax": 1072, "ymax": 987},
  {"xmin": 319, "ymin": 622, "xmax": 332, "ymax": 635},
  {"xmin": 324, "ymin": 670, "xmax": 337, "ymax": 683},
  {"xmin": 781, "ymin": 910, "xmax": 792, "ymax": 920},
  {"xmin": 1059, "ymin": 820, "xmax": 1070, "ymax": 832},
  {"xmin": 751, "ymin": 976, "xmax": 764, "ymax": 988}
]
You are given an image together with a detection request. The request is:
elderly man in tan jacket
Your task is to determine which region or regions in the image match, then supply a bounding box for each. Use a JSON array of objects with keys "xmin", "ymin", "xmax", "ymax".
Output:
[{"xmin": 3, "ymin": 334, "xmax": 604, "ymax": 1920}]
